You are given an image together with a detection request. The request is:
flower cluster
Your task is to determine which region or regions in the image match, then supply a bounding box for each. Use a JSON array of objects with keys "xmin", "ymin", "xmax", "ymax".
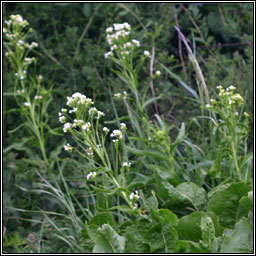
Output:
[
  {"xmin": 105, "ymin": 22, "xmax": 140, "ymax": 59},
  {"xmin": 64, "ymin": 143, "xmax": 73, "ymax": 152},
  {"xmin": 4, "ymin": 14, "xmax": 29, "ymax": 28},
  {"xmin": 110, "ymin": 130, "xmax": 123, "ymax": 142},
  {"xmin": 86, "ymin": 147, "xmax": 94, "ymax": 156},
  {"xmin": 129, "ymin": 190, "xmax": 140, "ymax": 209},
  {"xmin": 123, "ymin": 162, "xmax": 131, "ymax": 168},
  {"xmin": 87, "ymin": 171, "xmax": 96, "ymax": 180},
  {"xmin": 66, "ymin": 92, "xmax": 94, "ymax": 108},
  {"xmin": 206, "ymin": 85, "xmax": 244, "ymax": 111},
  {"xmin": 59, "ymin": 92, "xmax": 106, "ymax": 133},
  {"xmin": 114, "ymin": 91, "xmax": 128, "ymax": 99}
]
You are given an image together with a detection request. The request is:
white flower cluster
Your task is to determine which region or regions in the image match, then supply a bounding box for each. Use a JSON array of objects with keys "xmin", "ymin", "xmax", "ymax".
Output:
[
  {"xmin": 64, "ymin": 143, "xmax": 72, "ymax": 152},
  {"xmin": 103, "ymin": 127, "xmax": 110, "ymax": 133},
  {"xmin": 143, "ymin": 50, "xmax": 151, "ymax": 58},
  {"xmin": 63, "ymin": 122, "xmax": 72, "ymax": 133},
  {"xmin": 34, "ymin": 95, "xmax": 42, "ymax": 100},
  {"xmin": 17, "ymin": 89, "xmax": 25, "ymax": 94},
  {"xmin": 86, "ymin": 147, "xmax": 94, "ymax": 156},
  {"xmin": 110, "ymin": 129, "xmax": 123, "ymax": 142},
  {"xmin": 206, "ymin": 85, "xmax": 244, "ymax": 109},
  {"xmin": 66, "ymin": 92, "xmax": 94, "ymax": 108},
  {"xmin": 87, "ymin": 171, "xmax": 96, "ymax": 180},
  {"xmin": 4, "ymin": 14, "xmax": 29, "ymax": 28},
  {"xmin": 114, "ymin": 91, "xmax": 128, "ymax": 99},
  {"xmin": 24, "ymin": 102, "xmax": 31, "ymax": 107},
  {"xmin": 129, "ymin": 190, "xmax": 140, "ymax": 209},
  {"xmin": 82, "ymin": 122, "xmax": 91, "ymax": 131},
  {"xmin": 123, "ymin": 162, "xmax": 131, "ymax": 167},
  {"xmin": 105, "ymin": 22, "xmax": 140, "ymax": 59}
]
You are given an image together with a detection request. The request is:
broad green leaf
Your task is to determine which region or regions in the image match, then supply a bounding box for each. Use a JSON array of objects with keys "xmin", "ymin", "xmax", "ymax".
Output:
[
  {"xmin": 149, "ymin": 165, "xmax": 181, "ymax": 186},
  {"xmin": 93, "ymin": 224, "xmax": 125, "ymax": 253},
  {"xmin": 162, "ymin": 181, "xmax": 207, "ymax": 211},
  {"xmin": 237, "ymin": 191, "xmax": 253, "ymax": 220},
  {"xmin": 176, "ymin": 211, "xmax": 224, "ymax": 242},
  {"xmin": 143, "ymin": 223, "xmax": 178, "ymax": 253},
  {"xmin": 158, "ymin": 209, "xmax": 178, "ymax": 226},
  {"xmin": 176, "ymin": 182, "xmax": 207, "ymax": 211},
  {"xmin": 125, "ymin": 222, "xmax": 150, "ymax": 253},
  {"xmin": 220, "ymin": 217, "xmax": 253, "ymax": 253},
  {"xmin": 207, "ymin": 182, "xmax": 251, "ymax": 228},
  {"xmin": 89, "ymin": 212, "xmax": 114, "ymax": 227},
  {"xmin": 200, "ymin": 216, "xmax": 218, "ymax": 253}
]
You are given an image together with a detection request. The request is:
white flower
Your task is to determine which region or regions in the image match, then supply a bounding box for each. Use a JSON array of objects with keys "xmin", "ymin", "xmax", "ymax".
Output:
[
  {"xmin": 64, "ymin": 143, "xmax": 72, "ymax": 152},
  {"xmin": 69, "ymin": 107, "xmax": 78, "ymax": 114},
  {"xmin": 87, "ymin": 171, "xmax": 96, "ymax": 180},
  {"xmin": 234, "ymin": 112, "xmax": 239, "ymax": 116},
  {"xmin": 123, "ymin": 162, "xmax": 131, "ymax": 167},
  {"xmin": 123, "ymin": 22, "xmax": 131, "ymax": 30},
  {"xmin": 114, "ymin": 23, "xmax": 124, "ymax": 31},
  {"xmin": 110, "ymin": 44, "xmax": 117, "ymax": 51},
  {"xmin": 129, "ymin": 190, "xmax": 140, "ymax": 200},
  {"xmin": 96, "ymin": 111, "xmax": 105, "ymax": 120},
  {"xmin": 88, "ymin": 107, "xmax": 98, "ymax": 115},
  {"xmin": 38, "ymin": 75, "xmax": 43, "ymax": 80},
  {"xmin": 114, "ymin": 93, "xmax": 121, "ymax": 98},
  {"xmin": 106, "ymin": 27, "xmax": 113, "ymax": 33},
  {"xmin": 104, "ymin": 51, "xmax": 113, "ymax": 59},
  {"xmin": 144, "ymin": 50, "xmax": 151, "ymax": 57},
  {"xmin": 82, "ymin": 122, "xmax": 91, "ymax": 131},
  {"xmin": 86, "ymin": 147, "xmax": 94, "ymax": 156},
  {"xmin": 29, "ymin": 42, "xmax": 38, "ymax": 48},
  {"xmin": 228, "ymin": 85, "xmax": 236, "ymax": 90},
  {"xmin": 24, "ymin": 102, "xmax": 31, "ymax": 107},
  {"xmin": 34, "ymin": 95, "xmax": 42, "ymax": 100},
  {"xmin": 17, "ymin": 40, "xmax": 24, "ymax": 46},
  {"xmin": 120, "ymin": 123, "xmax": 126, "ymax": 130},
  {"xmin": 63, "ymin": 122, "xmax": 72, "ymax": 133},
  {"xmin": 205, "ymin": 104, "xmax": 210, "ymax": 108},
  {"xmin": 132, "ymin": 39, "xmax": 140, "ymax": 47},
  {"xmin": 155, "ymin": 70, "xmax": 161, "ymax": 76},
  {"xmin": 59, "ymin": 116, "xmax": 66, "ymax": 123},
  {"xmin": 110, "ymin": 129, "xmax": 123, "ymax": 140},
  {"xmin": 103, "ymin": 127, "xmax": 110, "ymax": 133},
  {"xmin": 124, "ymin": 42, "xmax": 132, "ymax": 48}
]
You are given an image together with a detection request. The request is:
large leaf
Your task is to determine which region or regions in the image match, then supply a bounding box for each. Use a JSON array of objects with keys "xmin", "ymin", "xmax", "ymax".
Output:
[
  {"xmin": 176, "ymin": 211, "xmax": 224, "ymax": 242},
  {"xmin": 237, "ymin": 191, "xmax": 253, "ymax": 221},
  {"xmin": 93, "ymin": 224, "xmax": 125, "ymax": 253},
  {"xmin": 200, "ymin": 216, "xmax": 218, "ymax": 253},
  {"xmin": 207, "ymin": 182, "xmax": 251, "ymax": 228},
  {"xmin": 220, "ymin": 217, "xmax": 253, "ymax": 253},
  {"xmin": 162, "ymin": 181, "xmax": 207, "ymax": 212},
  {"xmin": 125, "ymin": 219, "xmax": 178, "ymax": 253}
]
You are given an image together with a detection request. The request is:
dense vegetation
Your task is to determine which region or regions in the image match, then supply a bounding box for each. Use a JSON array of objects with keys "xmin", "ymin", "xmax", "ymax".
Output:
[{"xmin": 3, "ymin": 3, "xmax": 253, "ymax": 253}]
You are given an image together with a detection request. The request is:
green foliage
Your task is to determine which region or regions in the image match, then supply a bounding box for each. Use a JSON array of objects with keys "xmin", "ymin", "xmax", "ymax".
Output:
[{"xmin": 3, "ymin": 3, "xmax": 253, "ymax": 253}]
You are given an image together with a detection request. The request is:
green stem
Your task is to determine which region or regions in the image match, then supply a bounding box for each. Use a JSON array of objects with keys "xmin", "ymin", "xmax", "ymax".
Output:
[{"xmin": 231, "ymin": 139, "xmax": 241, "ymax": 180}]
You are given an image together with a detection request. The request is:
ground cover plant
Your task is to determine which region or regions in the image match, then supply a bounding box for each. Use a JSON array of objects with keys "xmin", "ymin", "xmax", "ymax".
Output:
[{"xmin": 3, "ymin": 3, "xmax": 253, "ymax": 253}]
